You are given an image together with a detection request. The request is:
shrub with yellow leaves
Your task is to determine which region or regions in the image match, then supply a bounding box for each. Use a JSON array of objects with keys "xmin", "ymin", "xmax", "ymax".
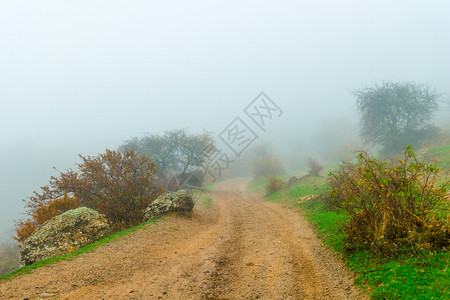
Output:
[{"xmin": 328, "ymin": 145, "xmax": 449, "ymax": 256}]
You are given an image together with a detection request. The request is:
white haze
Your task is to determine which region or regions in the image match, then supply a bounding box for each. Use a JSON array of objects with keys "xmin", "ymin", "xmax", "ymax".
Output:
[{"xmin": 1, "ymin": 0, "xmax": 449, "ymax": 240}]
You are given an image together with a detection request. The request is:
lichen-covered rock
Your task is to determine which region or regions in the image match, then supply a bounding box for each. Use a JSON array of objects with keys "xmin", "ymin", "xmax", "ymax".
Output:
[
  {"xmin": 286, "ymin": 176, "xmax": 300, "ymax": 188},
  {"xmin": 20, "ymin": 207, "xmax": 111, "ymax": 265},
  {"xmin": 143, "ymin": 190, "xmax": 194, "ymax": 222}
]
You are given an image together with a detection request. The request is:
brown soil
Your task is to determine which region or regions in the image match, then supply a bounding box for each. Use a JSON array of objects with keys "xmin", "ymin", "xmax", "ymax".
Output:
[{"xmin": 0, "ymin": 178, "xmax": 366, "ymax": 299}]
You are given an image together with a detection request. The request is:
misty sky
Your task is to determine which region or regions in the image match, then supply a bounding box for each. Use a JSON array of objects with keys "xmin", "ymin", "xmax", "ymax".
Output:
[{"xmin": 1, "ymin": 0, "xmax": 449, "ymax": 240}]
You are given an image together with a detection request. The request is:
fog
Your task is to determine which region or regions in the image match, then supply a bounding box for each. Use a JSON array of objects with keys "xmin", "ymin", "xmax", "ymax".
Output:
[{"xmin": 1, "ymin": 0, "xmax": 449, "ymax": 241}]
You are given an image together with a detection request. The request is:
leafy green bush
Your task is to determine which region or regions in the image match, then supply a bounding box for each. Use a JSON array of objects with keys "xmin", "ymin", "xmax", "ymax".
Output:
[
  {"xmin": 328, "ymin": 145, "xmax": 449, "ymax": 256},
  {"xmin": 265, "ymin": 176, "xmax": 285, "ymax": 195}
]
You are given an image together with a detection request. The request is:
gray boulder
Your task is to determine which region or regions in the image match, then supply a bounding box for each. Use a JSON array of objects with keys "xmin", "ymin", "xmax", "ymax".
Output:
[
  {"xmin": 143, "ymin": 190, "xmax": 194, "ymax": 222},
  {"xmin": 20, "ymin": 207, "xmax": 111, "ymax": 265},
  {"xmin": 286, "ymin": 176, "xmax": 299, "ymax": 187}
]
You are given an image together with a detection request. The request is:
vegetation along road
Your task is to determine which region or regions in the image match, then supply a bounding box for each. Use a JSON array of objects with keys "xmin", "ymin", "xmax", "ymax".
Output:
[{"xmin": 0, "ymin": 178, "xmax": 366, "ymax": 299}]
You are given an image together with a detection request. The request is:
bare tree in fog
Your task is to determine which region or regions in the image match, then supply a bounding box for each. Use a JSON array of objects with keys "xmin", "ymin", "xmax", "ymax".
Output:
[{"xmin": 355, "ymin": 81, "xmax": 441, "ymax": 157}]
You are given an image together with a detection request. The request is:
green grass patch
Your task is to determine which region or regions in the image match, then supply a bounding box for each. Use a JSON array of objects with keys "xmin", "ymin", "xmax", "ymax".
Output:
[
  {"xmin": 425, "ymin": 145, "xmax": 450, "ymax": 176},
  {"xmin": 249, "ymin": 175, "xmax": 329, "ymax": 203},
  {"xmin": 203, "ymin": 197, "xmax": 212, "ymax": 207},
  {"xmin": 0, "ymin": 217, "xmax": 163, "ymax": 282},
  {"xmin": 288, "ymin": 176, "xmax": 328, "ymax": 199},
  {"xmin": 346, "ymin": 250, "xmax": 450, "ymax": 299},
  {"xmin": 300, "ymin": 199, "xmax": 347, "ymax": 253},
  {"xmin": 266, "ymin": 190, "xmax": 283, "ymax": 202},
  {"xmin": 280, "ymin": 170, "xmax": 308, "ymax": 179},
  {"xmin": 247, "ymin": 179, "xmax": 267, "ymax": 193}
]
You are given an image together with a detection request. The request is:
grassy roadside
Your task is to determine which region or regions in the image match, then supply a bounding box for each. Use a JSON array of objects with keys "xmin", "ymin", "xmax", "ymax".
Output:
[
  {"xmin": 250, "ymin": 170, "xmax": 449, "ymax": 299},
  {"xmin": 0, "ymin": 216, "xmax": 163, "ymax": 282},
  {"xmin": 247, "ymin": 179, "xmax": 266, "ymax": 194},
  {"xmin": 424, "ymin": 145, "xmax": 450, "ymax": 184},
  {"xmin": 299, "ymin": 190, "xmax": 450, "ymax": 299},
  {"xmin": 202, "ymin": 197, "xmax": 212, "ymax": 207},
  {"xmin": 425, "ymin": 145, "xmax": 450, "ymax": 171}
]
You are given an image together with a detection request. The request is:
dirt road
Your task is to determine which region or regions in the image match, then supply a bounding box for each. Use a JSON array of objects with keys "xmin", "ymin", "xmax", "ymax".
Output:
[{"xmin": 0, "ymin": 179, "xmax": 365, "ymax": 299}]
